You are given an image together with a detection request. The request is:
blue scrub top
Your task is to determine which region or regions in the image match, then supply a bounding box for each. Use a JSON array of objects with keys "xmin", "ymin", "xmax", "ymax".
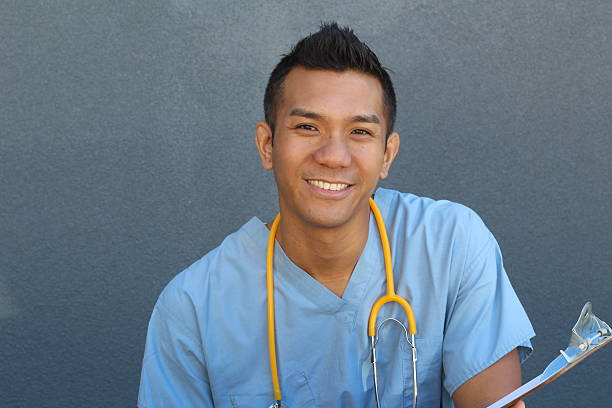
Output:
[{"xmin": 138, "ymin": 188, "xmax": 534, "ymax": 407}]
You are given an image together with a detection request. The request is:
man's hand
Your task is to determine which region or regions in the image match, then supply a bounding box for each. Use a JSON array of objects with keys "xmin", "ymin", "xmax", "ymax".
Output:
[{"xmin": 453, "ymin": 349, "xmax": 522, "ymax": 408}]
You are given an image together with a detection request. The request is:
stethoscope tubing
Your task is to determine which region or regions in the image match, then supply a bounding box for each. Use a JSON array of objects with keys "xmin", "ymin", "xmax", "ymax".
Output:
[{"xmin": 265, "ymin": 197, "xmax": 417, "ymax": 406}]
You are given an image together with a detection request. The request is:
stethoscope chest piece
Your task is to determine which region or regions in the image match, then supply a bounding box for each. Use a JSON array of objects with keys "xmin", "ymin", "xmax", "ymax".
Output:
[{"xmin": 268, "ymin": 402, "xmax": 288, "ymax": 408}]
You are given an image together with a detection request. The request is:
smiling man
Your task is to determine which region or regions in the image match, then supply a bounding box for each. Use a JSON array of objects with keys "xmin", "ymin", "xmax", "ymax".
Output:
[{"xmin": 138, "ymin": 23, "xmax": 535, "ymax": 407}]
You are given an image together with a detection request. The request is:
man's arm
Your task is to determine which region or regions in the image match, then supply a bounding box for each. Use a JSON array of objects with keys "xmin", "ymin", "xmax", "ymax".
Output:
[
  {"xmin": 453, "ymin": 349, "xmax": 523, "ymax": 408},
  {"xmin": 440, "ymin": 207, "xmax": 534, "ymax": 405}
]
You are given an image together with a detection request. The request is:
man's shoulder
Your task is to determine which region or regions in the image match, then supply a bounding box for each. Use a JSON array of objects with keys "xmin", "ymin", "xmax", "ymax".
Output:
[
  {"xmin": 376, "ymin": 187, "xmax": 482, "ymax": 229},
  {"xmin": 375, "ymin": 188, "xmax": 495, "ymax": 257},
  {"xmin": 155, "ymin": 217, "xmax": 265, "ymax": 311}
]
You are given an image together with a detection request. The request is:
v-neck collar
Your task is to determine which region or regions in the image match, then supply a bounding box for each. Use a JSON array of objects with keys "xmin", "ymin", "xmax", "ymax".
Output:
[{"xmin": 248, "ymin": 202, "xmax": 386, "ymax": 314}]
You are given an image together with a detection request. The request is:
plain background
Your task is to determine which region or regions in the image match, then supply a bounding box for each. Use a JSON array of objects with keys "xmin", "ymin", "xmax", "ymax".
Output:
[{"xmin": 1, "ymin": 1, "xmax": 610, "ymax": 406}]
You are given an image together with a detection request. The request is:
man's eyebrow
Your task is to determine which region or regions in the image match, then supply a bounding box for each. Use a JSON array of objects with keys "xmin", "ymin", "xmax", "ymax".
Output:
[
  {"xmin": 350, "ymin": 113, "xmax": 380, "ymax": 124},
  {"xmin": 288, "ymin": 108, "xmax": 326, "ymax": 120},
  {"xmin": 289, "ymin": 108, "xmax": 381, "ymax": 125}
]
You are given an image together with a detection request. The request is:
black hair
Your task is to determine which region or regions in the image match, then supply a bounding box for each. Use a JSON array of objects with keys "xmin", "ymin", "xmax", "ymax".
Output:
[{"xmin": 263, "ymin": 22, "xmax": 397, "ymax": 138}]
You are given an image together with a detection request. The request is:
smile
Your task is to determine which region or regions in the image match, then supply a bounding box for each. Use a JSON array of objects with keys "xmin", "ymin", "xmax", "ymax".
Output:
[{"xmin": 307, "ymin": 179, "xmax": 350, "ymax": 191}]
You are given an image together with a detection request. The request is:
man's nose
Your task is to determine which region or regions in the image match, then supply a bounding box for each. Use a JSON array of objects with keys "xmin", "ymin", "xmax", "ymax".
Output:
[{"xmin": 312, "ymin": 133, "xmax": 352, "ymax": 168}]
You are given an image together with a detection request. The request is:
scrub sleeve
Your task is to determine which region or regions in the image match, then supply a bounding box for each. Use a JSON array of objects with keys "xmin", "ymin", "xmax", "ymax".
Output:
[
  {"xmin": 138, "ymin": 282, "xmax": 213, "ymax": 407},
  {"xmin": 441, "ymin": 210, "xmax": 534, "ymax": 397}
]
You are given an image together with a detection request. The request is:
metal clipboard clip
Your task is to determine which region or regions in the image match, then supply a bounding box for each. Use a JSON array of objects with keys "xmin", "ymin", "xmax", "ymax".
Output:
[
  {"xmin": 557, "ymin": 302, "xmax": 611, "ymax": 366},
  {"xmin": 488, "ymin": 302, "xmax": 612, "ymax": 408}
]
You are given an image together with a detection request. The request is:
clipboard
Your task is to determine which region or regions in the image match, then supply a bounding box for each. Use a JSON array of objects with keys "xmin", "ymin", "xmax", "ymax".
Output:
[{"xmin": 487, "ymin": 302, "xmax": 612, "ymax": 408}]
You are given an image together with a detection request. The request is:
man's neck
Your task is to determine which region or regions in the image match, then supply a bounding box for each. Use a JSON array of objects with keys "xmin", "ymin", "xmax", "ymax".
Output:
[{"xmin": 274, "ymin": 208, "xmax": 370, "ymax": 298}]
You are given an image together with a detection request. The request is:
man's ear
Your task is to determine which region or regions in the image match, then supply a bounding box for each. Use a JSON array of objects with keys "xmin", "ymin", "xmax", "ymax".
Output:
[
  {"xmin": 379, "ymin": 132, "xmax": 400, "ymax": 179},
  {"xmin": 255, "ymin": 120, "xmax": 274, "ymax": 170}
]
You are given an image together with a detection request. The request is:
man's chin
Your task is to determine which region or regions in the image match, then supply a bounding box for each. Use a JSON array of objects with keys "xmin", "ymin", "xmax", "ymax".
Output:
[
  {"xmin": 280, "ymin": 194, "xmax": 369, "ymax": 230},
  {"xmin": 298, "ymin": 208, "xmax": 359, "ymax": 230}
]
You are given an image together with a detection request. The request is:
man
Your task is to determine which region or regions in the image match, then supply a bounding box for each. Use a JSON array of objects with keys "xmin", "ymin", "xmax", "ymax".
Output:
[{"xmin": 138, "ymin": 23, "xmax": 534, "ymax": 407}]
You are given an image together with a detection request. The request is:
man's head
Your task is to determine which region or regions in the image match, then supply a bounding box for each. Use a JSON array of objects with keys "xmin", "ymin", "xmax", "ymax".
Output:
[
  {"xmin": 256, "ymin": 23, "xmax": 400, "ymax": 230},
  {"xmin": 263, "ymin": 22, "xmax": 397, "ymax": 138}
]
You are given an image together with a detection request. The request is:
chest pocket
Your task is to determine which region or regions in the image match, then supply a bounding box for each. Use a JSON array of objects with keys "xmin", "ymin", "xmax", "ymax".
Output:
[
  {"xmin": 366, "ymin": 330, "xmax": 442, "ymax": 408},
  {"xmin": 401, "ymin": 335, "xmax": 443, "ymax": 407},
  {"xmin": 365, "ymin": 325, "xmax": 410, "ymax": 407},
  {"xmin": 227, "ymin": 370, "xmax": 315, "ymax": 408}
]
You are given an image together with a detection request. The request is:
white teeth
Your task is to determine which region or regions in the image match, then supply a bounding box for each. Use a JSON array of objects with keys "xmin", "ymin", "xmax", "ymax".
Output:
[{"xmin": 308, "ymin": 180, "xmax": 349, "ymax": 191}]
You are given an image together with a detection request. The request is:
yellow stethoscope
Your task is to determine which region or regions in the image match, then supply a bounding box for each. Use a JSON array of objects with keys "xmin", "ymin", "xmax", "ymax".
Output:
[{"xmin": 266, "ymin": 197, "xmax": 418, "ymax": 408}]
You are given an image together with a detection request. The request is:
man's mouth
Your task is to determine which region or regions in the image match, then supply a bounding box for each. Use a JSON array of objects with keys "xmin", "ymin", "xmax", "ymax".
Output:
[{"xmin": 307, "ymin": 179, "xmax": 351, "ymax": 191}]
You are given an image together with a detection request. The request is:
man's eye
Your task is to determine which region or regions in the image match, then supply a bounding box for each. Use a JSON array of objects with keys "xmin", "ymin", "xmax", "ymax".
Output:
[
  {"xmin": 352, "ymin": 128, "xmax": 372, "ymax": 135},
  {"xmin": 296, "ymin": 124, "xmax": 318, "ymax": 131}
]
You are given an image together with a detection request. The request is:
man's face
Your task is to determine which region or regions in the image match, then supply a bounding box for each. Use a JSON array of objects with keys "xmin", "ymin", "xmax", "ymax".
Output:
[{"xmin": 256, "ymin": 67, "xmax": 399, "ymax": 229}]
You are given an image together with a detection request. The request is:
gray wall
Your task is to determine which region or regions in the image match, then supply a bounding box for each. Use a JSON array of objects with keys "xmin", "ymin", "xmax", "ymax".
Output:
[{"xmin": 1, "ymin": 1, "xmax": 610, "ymax": 406}]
